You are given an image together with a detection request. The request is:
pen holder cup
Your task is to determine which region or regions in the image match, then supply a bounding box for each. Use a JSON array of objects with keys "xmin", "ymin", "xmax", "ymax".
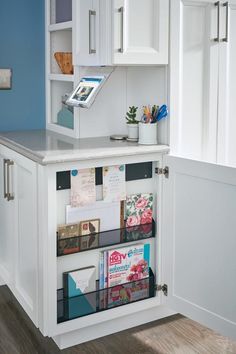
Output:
[{"xmin": 139, "ymin": 122, "xmax": 158, "ymax": 145}]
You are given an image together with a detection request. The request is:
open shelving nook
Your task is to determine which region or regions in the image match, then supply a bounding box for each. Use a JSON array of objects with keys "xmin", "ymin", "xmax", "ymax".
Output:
[
  {"xmin": 53, "ymin": 156, "xmax": 163, "ymax": 332},
  {"xmin": 46, "ymin": 0, "xmax": 81, "ymax": 137}
]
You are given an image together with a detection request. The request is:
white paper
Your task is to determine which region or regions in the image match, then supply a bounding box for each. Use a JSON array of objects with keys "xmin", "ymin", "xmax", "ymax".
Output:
[
  {"xmin": 66, "ymin": 201, "xmax": 120, "ymax": 232},
  {"xmin": 70, "ymin": 168, "xmax": 96, "ymax": 208},
  {"xmin": 103, "ymin": 165, "xmax": 126, "ymax": 202},
  {"xmin": 71, "ymin": 267, "xmax": 96, "ymax": 293}
]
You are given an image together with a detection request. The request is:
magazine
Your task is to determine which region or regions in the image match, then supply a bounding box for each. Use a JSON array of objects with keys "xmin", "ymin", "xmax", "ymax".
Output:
[{"xmin": 107, "ymin": 243, "xmax": 150, "ymax": 288}]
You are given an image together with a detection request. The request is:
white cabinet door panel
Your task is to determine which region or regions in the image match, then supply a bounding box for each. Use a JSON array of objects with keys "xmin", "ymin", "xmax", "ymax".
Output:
[
  {"xmin": 162, "ymin": 155, "xmax": 236, "ymax": 340},
  {"xmin": 14, "ymin": 157, "xmax": 38, "ymax": 326},
  {"xmin": 74, "ymin": 0, "xmax": 101, "ymax": 66},
  {"xmin": 0, "ymin": 145, "xmax": 38, "ymax": 326},
  {"xmin": 170, "ymin": 0, "xmax": 219, "ymax": 162},
  {"xmin": 218, "ymin": 1, "xmax": 236, "ymax": 167},
  {"xmin": 113, "ymin": 0, "xmax": 169, "ymax": 64},
  {"xmin": 0, "ymin": 149, "xmax": 15, "ymax": 286}
]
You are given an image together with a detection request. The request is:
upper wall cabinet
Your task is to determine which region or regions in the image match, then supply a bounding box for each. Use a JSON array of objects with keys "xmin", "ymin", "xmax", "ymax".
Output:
[
  {"xmin": 217, "ymin": 1, "xmax": 236, "ymax": 167},
  {"xmin": 170, "ymin": 0, "xmax": 220, "ymax": 162},
  {"xmin": 73, "ymin": 0, "xmax": 111, "ymax": 66},
  {"xmin": 170, "ymin": 0, "xmax": 236, "ymax": 166},
  {"xmin": 113, "ymin": 0, "xmax": 169, "ymax": 65},
  {"xmin": 73, "ymin": 0, "xmax": 169, "ymax": 66}
]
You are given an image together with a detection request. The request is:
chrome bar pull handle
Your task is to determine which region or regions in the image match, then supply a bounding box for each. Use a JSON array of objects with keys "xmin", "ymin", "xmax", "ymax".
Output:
[
  {"xmin": 222, "ymin": 2, "xmax": 229, "ymax": 42},
  {"xmin": 214, "ymin": 1, "xmax": 220, "ymax": 42},
  {"xmin": 89, "ymin": 10, "xmax": 96, "ymax": 54},
  {"xmin": 118, "ymin": 7, "xmax": 124, "ymax": 53},
  {"xmin": 3, "ymin": 159, "xmax": 8, "ymax": 199},
  {"xmin": 5, "ymin": 159, "xmax": 14, "ymax": 202}
]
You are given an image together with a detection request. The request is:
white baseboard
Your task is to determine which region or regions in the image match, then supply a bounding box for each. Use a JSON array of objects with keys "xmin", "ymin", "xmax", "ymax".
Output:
[{"xmin": 53, "ymin": 306, "xmax": 176, "ymax": 350}]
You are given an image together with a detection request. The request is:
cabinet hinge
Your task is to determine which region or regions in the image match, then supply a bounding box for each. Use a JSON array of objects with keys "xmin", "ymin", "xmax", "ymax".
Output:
[
  {"xmin": 155, "ymin": 284, "xmax": 168, "ymax": 296},
  {"xmin": 155, "ymin": 166, "xmax": 169, "ymax": 178}
]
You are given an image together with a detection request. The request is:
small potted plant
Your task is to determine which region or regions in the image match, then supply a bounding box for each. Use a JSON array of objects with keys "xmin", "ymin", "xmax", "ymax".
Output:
[{"xmin": 126, "ymin": 106, "xmax": 139, "ymax": 141}]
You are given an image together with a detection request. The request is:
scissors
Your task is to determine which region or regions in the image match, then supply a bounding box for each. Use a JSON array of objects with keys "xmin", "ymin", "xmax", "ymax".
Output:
[{"xmin": 156, "ymin": 104, "xmax": 168, "ymax": 122}]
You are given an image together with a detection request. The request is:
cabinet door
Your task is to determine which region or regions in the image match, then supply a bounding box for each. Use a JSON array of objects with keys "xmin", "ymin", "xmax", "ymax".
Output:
[
  {"xmin": 217, "ymin": 1, "xmax": 236, "ymax": 166},
  {"xmin": 162, "ymin": 156, "xmax": 236, "ymax": 341},
  {"xmin": 113, "ymin": 0, "xmax": 169, "ymax": 65},
  {"xmin": 0, "ymin": 145, "xmax": 38, "ymax": 326},
  {"xmin": 74, "ymin": 0, "xmax": 101, "ymax": 65},
  {"xmin": 170, "ymin": 0, "xmax": 219, "ymax": 162},
  {"xmin": 0, "ymin": 148, "xmax": 15, "ymax": 286},
  {"xmin": 13, "ymin": 154, "xmax": 38, "ymax": 326}
]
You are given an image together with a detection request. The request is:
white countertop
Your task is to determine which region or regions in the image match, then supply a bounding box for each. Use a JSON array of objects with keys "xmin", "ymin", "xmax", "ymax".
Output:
[{"xmin": 0, "ymin": 130, "xmax": 169, "ymax": 165}]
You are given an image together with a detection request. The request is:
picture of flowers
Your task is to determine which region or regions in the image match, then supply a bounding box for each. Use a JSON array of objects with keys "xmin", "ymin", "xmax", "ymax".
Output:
[
  {"xmin": 125, "ymin": 193, "xmax": 153, "ymax": 227},
  {"xmin": 126, "ymin": 259, "xmax": 149, "ymax": 282}
]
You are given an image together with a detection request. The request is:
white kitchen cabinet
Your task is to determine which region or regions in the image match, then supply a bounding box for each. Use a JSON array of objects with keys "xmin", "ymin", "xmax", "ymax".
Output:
[
  {"xmin": 170, "ymin": 0, "xmax": 236, "ymax": 166},
  {"xmin": 170, "ymin": 0, "xmax": 219, "ymax": 162},
  {"xmin": 218, "ymin": 1, "xmax": 236, "ymax": 166},
  {"xmin": 74, "ymin": 0, "xmax": 110, "ymax": 66},
  {"xmin": 0, "ymin": 145, "xmax": 38, "ymax": 326},
  {"xmin": 69, "ymin": 0, "xmax": 169, "ymax": 67},
  {"xmin": 45, "ymin": 0, "xmax": 169, "ymax": 140},
  {"xmin": 113, "ymin": 0, "xmax": 169, "ymax": 65},
  {"xmin": 0, "ymin": 134, "xmax": 235, "ymax": 349}
]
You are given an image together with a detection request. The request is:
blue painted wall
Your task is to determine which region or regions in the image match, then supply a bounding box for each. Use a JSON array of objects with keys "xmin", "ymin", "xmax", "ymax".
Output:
[{"xmin": 0, "ymin": 0, "xmax": 45, "ymax": 131}]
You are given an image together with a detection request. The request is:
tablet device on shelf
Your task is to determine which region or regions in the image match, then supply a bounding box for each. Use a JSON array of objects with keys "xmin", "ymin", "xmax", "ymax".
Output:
[{"xmin": 66, "ymin": 76, "xmax": 106, "ymax": 108}]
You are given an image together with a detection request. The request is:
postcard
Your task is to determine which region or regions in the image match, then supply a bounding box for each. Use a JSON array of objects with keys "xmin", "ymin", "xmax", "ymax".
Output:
[
  {"xmin": 79, "ymin": 219, "xmax": 100, "ymax": 236},
  {"xmin": 57, "ymin": 223, "xmax": 79, "ymax": 240},
  {"xmin": 70, "ymin": 168, "xmax": 96, "ymax": 208},
  {"xmin": 103, "ymin": 165, "xmax": 126, "ymax": 202}
]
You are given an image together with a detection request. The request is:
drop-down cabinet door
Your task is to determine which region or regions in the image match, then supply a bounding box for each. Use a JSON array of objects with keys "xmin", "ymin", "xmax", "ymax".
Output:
[{"xmin": 162, "ymin": 156, "xmax": 236, "ymax": 341}]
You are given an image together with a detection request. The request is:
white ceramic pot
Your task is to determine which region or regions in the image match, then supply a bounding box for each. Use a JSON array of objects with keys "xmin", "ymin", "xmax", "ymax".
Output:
[
  {"xmin": 127, "ymin": 124, "xmax": 139, "ymax": 140},
  {"xmin": 138, "ymin": 122, "xmax": 158, "ymax": 145}
]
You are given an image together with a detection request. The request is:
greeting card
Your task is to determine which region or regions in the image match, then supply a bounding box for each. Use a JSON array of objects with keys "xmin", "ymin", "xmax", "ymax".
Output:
[
  {"xmin": 63, "ymin": 266, "xmax": 96, "ymax": 319},
  {"xmin": 70, "ymin": 168, "xmax": 96, "ymax": 208},
  {"xmin": 125, "ymin": 193, "xmax": 153, "ymax": 227},
  {"xmin": 103, "ymin": 165, "xmax": 126, "ymax": 202}
]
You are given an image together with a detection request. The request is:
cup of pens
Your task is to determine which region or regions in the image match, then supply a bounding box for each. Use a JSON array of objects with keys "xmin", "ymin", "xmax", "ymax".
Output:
[{"xmin": 139, "ymin": 105, "xmax": 168, "ymax": 145}]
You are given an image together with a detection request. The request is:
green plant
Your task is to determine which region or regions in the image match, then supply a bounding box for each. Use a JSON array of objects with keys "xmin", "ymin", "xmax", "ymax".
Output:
[{"xmin": 126, "ymin": 106, "xmax": 139, "ymax": 124}]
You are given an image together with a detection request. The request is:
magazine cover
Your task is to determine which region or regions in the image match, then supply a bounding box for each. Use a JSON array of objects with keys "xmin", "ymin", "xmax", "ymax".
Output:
[
  {"xmin": 125, "ymin": 193, "xmax": 153, "ymax": 227},
  {"xmin": 107, "ymin": 243, "xmax": 150, "ymax": 288}
]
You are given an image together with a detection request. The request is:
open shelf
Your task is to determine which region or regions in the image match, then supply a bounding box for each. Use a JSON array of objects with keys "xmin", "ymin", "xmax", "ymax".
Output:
[
  {"xmin": 49, "ymin": 74, "xmax": 74, "ymax": 82},
  {"xmin": 57, "ymin": 268, "xmax": 155, "ymax": 323},
  {"xmin": 57, "ymin": 220, "xmax": 156, "ymax": 256},
  {"xmin": 49, "ymin": 21, "xmax": 72, "ymax": 32}
]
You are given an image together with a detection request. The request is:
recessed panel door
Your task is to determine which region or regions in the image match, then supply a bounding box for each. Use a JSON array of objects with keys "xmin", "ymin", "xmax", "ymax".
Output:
[{"xmin": 162, "ymin": 155, "xmax": 236, "ymax": 341}]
